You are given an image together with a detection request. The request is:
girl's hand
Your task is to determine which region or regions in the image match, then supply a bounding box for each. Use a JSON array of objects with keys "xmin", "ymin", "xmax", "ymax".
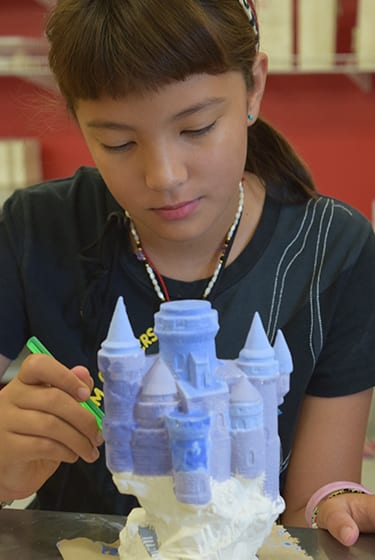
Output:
[
  {"xmin": 0, "ymin": 354, "xmax": 103, "ymax": 501},
  {"xmin": 316, "ymin": 491, "xmax": 375, "ymax": 546}
]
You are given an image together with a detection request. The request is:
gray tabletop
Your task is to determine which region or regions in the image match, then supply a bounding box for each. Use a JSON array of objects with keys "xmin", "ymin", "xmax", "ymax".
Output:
[{"xmin": 0, "ymin": 508, "xmax": 374, "ymax": 559}]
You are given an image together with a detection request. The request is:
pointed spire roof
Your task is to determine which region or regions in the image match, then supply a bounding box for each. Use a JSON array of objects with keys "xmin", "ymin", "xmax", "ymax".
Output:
[
  {"xmin": 273, "ymin": 330, "xmax": 293, "ymax": 375},
  {"xmin": 101, "ymin": 296, "xmax": 141, "ymax": 354},
  {"xmin": 244, "ymin": 313, "xmax": 273, "ymax": 358},
  {"xmin": 141, "ymin": 357, "xmax": 178, "ymax": 397},
  {"xmin": 236, "ymin": 312, "xmax": 278, "ymax": 379},
  {"xmin": 230, "ymin": 375, "xmax": 262, "ymax": 404}
]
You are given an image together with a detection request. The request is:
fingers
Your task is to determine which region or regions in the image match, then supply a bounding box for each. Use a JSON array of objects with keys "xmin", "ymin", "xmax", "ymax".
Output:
[
  {"xmin": 319, "ymin": 506, "xmax": 360, "ymax": 546},
  {"xmin": 0, "ymin": 356, "xmax": 103, "ymax": 501},
  {"xmin": 6, "ymin": 385, "xmax": 102, "ymax": 455},
  {"xmin": 18, "ymin": 354, "xmax": 92, "ymax": 402},
  {"xmin": 3, "ymin": 414, "xmax": 100, "ymax": 464},
  {"xmin": 71, "ymin": 365, "xmax": 95, "ymax": 393},
  {"xmin": 0, "ymin": 356, "xmax": 103, "ymax": 464},
  {"xmin": 316, "ymin": 493, "xmax": 375, "ymax": 546}
]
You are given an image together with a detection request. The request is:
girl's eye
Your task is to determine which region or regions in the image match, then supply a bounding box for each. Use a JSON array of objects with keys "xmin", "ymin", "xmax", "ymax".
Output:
[
  {"xmin": 183, "ymin": 121, "xmax": 216, "ymax": 137},
  {"xmin": 102, "ymin": 142, "xmax": 134, "ymax": 153}
]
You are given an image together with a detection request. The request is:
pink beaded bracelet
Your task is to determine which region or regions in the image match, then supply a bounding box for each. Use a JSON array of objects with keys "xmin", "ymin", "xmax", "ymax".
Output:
[{"xmin": 305, "ymin": 481, "xmax": 373, "ymax": 529}]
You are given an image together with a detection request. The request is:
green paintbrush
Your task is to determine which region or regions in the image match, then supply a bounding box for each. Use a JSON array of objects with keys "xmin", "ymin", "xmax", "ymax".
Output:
[{"xmin": 26, "ymin": 336, "xmax": 104, "ymax": 431}]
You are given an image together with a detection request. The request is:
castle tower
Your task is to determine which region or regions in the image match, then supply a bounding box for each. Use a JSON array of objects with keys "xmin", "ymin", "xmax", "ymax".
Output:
[
  {"xmin": 155, "ymin": 301, "xmax": 231, "ymax": 482},
  {"xmin": 165, "ymin": 411, "xmax": 211, "ymax": 505},
  {"xmin": 273, "ymin": 329, "xmax": 293, "ymax": 407},
  {"xmin": 154, "ymin": 300, "xmax": 219, "ymax": 384},
  {"xmin": 230, "ymin": 376, "xmax": 265, "ymax": 479},
  {"xmin": 98, "ymin": 296, "xmax": 146, "ymax": 472},
  {"xmin": 132, "ymin": 357, "xmax": 178, "ymax": 475},
  {"xmin": 179, "ymin": 354, "xmax": 232, "ymax": 483},
  {"xmin": 236, "ymin": 312, "xmax": 280, "ymax": 500}
]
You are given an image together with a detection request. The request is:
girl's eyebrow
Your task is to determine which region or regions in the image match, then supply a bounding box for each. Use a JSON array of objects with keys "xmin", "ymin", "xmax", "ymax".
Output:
[
  {"xmin": 87, "ymin": 120, "xmax": 135, "ymax": 131},
  {"xmin": 86, "ymin": 97, "xmax": 226, "ymax": 131},
  {"xmin": 172, "ymin": 97, "xmax": 226, "ymax": 120}
]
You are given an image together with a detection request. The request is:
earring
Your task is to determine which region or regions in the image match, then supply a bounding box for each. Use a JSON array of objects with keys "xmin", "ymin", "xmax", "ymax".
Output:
[{"xmin": 248, "ymin": 114, "xmax": 254, "ymax": 122}]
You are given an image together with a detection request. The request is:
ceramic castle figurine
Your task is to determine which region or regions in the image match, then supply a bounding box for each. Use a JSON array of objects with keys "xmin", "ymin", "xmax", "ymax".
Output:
[{"xmin": 98, "ymin": 298, "xmax": 292, "ymax": 560}]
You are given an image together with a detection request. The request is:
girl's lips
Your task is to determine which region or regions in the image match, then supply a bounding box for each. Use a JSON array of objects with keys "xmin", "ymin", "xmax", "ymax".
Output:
[{"xmin": 152, "ymin": 198, "xmax": 200, "ymax": 221}]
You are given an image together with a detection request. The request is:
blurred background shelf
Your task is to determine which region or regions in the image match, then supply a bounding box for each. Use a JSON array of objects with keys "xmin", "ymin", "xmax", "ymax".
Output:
[
  {"xmin": 0, "ymin": 37, "xmax": 372, "ymax": 93},
  {"xmin": 0, "ymin": 0, "xmax": 374, "ymax": 92},
  {"xmin": 256, "ymin": 0, "xmax": 374, "ymax": 92},
  {"xmin": 0, "ymin": 36, "xmax": 54, "ymax": 90}
]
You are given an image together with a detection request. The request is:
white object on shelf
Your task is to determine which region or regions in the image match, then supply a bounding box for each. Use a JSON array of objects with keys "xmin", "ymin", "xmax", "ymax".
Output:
[
  {"xmin": 0, "ymin": 143, "xmax": 12, "ymax": 192},
  {"xmin": 0, "ymin": 5, "xmax": 373, "ymax": 91},
  {"xmin": 0, "ymin": 36, "xmax": 55, "ymax": 90},
  {"xmin": 257, "ymin": 0, "xmax": 293, "ymax": 71},
  {"xmin": 0, "ymin": 139, "xmax": 42, "ymax": 206},
  {"xmin": 355, "ymin": 0, "xmax": 375, "ymax": 71},
  {"xmin": 298, "ymin": 0, "xmax": 338, "ymax": 71}
]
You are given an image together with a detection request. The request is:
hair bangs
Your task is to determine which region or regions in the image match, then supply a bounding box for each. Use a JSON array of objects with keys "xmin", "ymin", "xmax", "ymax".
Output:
[{"xmin": 47, "ymin": 0, "xmax": 248, "ymax": 111}]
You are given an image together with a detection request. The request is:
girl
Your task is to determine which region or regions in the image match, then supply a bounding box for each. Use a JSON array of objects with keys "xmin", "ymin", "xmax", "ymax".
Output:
[{"xmin": 0, "ymin": 0, "xmax": 374, "ymax": 547}]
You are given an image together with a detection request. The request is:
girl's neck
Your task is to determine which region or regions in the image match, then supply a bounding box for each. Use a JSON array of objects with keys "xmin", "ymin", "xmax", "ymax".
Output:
[{"xmin": 129, "ymin": 173, "xmax": 265, "ymax": 283}]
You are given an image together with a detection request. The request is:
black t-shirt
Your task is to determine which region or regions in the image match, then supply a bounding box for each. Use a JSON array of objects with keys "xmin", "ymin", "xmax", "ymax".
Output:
[{"xmin": 1, "ymin": 166, "xmax": 374, "ymax": 514}]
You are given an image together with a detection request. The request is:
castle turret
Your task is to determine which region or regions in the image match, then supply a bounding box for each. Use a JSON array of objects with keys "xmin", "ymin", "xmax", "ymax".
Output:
[
  {"xmin": 230, "ymin": 376, "xmax": 265, "ymax": 479},
  {"xmin": 132, "ymin": 357, "xmax": 178, "ymax": 475},
  {"xmin": 236, "ymin": 313, "xmax": 280, "ymax": 500},
  {"xmin": 273, "ymin": 329, "xmax": 293, "ymax": 407},
  {"xmin": 98, "ymin": 296, "xmax": 146, "ymax": 472},
  {"xmin": 165, "ymin": 411, "xmax": 211, "ymax": 505},
  {"xmin": 154, "ymin": 300, "xmax": 219, "ymax": 384},
  {"xmin": 155, "ymin": 300, "xmax": 231, "ymax": 482}
]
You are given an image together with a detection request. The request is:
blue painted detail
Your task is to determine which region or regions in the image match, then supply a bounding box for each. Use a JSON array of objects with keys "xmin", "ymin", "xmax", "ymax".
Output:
[
  {"xmin": 101, "ymin": 298, "xmax": 293, "ymax": 505},
  {"xmin": 166, "ymin": 411, "xmax": 210, "ymax": 472},
  {"xmin": 100, "ymin": 544, "xmax": 119, "ymax": 555}
]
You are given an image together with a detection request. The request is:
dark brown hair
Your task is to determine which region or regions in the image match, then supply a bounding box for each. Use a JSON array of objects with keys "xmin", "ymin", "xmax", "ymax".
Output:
[{"xmin": 46, "ymin": 0, "xmax": 316, "ymax": 203}]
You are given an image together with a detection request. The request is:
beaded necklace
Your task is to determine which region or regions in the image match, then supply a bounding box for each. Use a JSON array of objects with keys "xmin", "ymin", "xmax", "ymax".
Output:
[{"xmin": 126, "ymin": 181, "xmax": 244, "ymax": 302}]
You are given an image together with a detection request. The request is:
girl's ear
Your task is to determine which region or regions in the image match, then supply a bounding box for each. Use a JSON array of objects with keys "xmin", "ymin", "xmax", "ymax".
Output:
[{"xmin": 247, "ymin": 52, "xmax": 268, "ymax": 125}]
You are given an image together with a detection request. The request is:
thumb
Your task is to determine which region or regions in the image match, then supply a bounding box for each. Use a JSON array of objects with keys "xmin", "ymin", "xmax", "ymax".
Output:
[
  {"xmin": 319, "ymin": 506, "xmax": 360, "ymax": 546},
  {"xmin": 70, "ymin": 365, "xmax": 94, "ymax": 393}
]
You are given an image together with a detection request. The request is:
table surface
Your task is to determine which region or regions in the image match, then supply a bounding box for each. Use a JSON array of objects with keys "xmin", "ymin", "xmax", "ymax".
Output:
[{"xmin": 0, "ymin": 508, "xmax": 374, "ymax": 559}]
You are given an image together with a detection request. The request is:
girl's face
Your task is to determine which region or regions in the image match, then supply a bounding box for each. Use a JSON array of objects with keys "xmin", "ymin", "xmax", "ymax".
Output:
[{"xmin": 76, "ymin": 68, "xmax": 265, "ymax": 247}]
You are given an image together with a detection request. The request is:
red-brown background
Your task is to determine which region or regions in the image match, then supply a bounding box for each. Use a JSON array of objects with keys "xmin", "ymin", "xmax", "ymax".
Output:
[{"xmin": 1, "ymin": 0, "xmax": 374, "ymax": 219}]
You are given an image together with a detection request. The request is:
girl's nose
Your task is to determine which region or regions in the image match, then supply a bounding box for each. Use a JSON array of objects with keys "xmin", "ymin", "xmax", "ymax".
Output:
[{"xmin": 144, "ymin": 145, "xmax": 187, "ymax": 192}]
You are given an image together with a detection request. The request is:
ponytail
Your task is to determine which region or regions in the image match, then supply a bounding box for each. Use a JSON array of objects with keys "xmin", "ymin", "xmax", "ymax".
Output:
[{"xmin": 246, "ymin": 119, "xmax": 317, "ymax": 204}]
